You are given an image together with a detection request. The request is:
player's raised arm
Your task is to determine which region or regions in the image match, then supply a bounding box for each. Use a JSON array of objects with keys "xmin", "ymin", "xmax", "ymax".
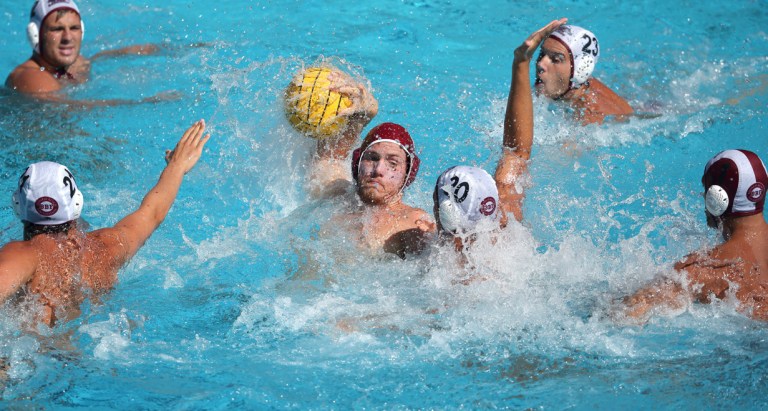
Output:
[
  {"xmin": 496, "ymin": 18, "xmax": 567, "ymax": 221},
  {"xmin": 101, "ymin": 120, "xmax": 210, "ymax": 264}
]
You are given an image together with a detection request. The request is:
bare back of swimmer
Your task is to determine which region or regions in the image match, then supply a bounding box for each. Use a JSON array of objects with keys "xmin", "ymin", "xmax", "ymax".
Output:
[{"xmin": 0, "ymin": 121, "xmax": 210, "ymax": 327}]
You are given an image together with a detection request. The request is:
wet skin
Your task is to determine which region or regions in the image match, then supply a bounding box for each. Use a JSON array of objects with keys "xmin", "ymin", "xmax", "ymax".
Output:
[
  {"xmin": 356, "ymin": 141, "xmax": 409, "ymax": 205},
  {"xmin": 535, "ymin": 37, "xmax": 571, "ymax": 99},
  {"xmin": 38, "ymin": 11, "xmax": 84, "ymax": 69}
]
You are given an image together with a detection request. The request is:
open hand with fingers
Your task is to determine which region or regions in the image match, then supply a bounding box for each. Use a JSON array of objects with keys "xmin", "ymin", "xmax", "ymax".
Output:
[
  {"xmin": 165, "ymin": 120, "xmax": 211, "ymax": 174},
  {"xmin": 328, "ymin": 70, "xmax": 379, "ymax": 121},
  {"xmin": 515, "ymin": 18, "xmax": 568, "ymax": 62}
]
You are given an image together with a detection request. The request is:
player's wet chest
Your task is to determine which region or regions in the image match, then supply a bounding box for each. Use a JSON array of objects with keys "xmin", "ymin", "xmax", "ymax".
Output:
[{"xmin": 322, "ymin": 210, "xmax": 406, "ymax": 250}]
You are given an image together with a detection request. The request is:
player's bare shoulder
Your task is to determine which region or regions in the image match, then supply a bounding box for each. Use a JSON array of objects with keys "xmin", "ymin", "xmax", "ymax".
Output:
[
  {"xmin": 0, "ymin": 239, "xmax": 38, "ymax": 263},
  {"xmin": 675, "ymin": 248, "xmax": 737, "ymax": 301},
  {"xmin": 382, "ymin": 205, "xmax": 435, "ymax": 258},
  {"xmin": 402, "ymin": 204, "xmax": 436, "ymax": 232},
  {"xmin": 86, "ymin": 227, "xmax": 131, "ymax": 270},
  {"xmin": 6, "ymin": 61, "xmax": 61, "ymax": 93}
]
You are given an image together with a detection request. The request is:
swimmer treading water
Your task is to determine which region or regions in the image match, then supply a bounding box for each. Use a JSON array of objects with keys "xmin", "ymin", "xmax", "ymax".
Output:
[
  {"xmin": 534, "ymin": 23, "xmax": 634, "ymax": 125},
  {"xmin": 5, "ymin": 0, "xmax": 178, "ymax": 106}
]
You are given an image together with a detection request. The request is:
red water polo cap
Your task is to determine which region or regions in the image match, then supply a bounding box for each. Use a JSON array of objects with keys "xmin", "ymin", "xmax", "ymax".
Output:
[
  {"xmin": 351, "ymin": 122, "xmax": 420, "ymax": 190},
  {"xmin": 702, "ymin": 149, "xmax": 767, "ymax": 217}
]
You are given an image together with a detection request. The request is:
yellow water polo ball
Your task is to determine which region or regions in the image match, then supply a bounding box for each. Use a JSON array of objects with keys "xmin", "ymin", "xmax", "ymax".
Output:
[{"xmin": 284, "ymin": 67, "xmax": 353, "ymax": 139}]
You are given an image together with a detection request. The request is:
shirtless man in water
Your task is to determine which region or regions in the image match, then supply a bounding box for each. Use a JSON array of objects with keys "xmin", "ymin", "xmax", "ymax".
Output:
[
  {"xmin": 534, "ymin": 24, "xmax": 633, "ymax": 125},
  {"xmin": 302, "ymin": 69, "xmax": 435, "ymax": 258},
  {"xmin": 620, "ymin": 149, "xmax": 768, "ymax": 322},
  {"xmin": 6, "ymin": 0, "xmax": 162, "ymax": 103},
  {"xmin": 0, "ymin": 120, "xmax": 209, "ymax": 327},
  {"xmin": 434, "ymin": 19, "xmax": 569, "ymax": 244}
]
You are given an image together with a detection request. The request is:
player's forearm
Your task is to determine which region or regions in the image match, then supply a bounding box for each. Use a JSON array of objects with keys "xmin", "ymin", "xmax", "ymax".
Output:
[
  {"xmin": 621, "ymin": 278, "xmax": 690, "ymax": 320},
  {"xmin": 136, "ymin": 163, "xmax": 187, "ymax": 226},
  {"xmin": 503, "ymin": 60, "xmax": 534, "ymax": 158},
  {"xmin": 317, "ymin": 127, "xmax": 359, "ymax": 160},
  {"xmin": 21, "ymin": 92, "xmax": 162, "ymax": 108},
  {"xmin": 90, "ymin": 44, "xmax": 160, "ymax": 61},
  {"xmin": 495, "ymin": 150, "xmax": 527, "ymax": 221}
]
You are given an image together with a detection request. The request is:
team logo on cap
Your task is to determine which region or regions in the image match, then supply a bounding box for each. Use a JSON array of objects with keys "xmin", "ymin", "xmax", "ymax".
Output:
[
  {"xmin": 747, "ymin": 183, "xmax": 765, "ymax": 202},
  {"xmin": 48, "ymin": 0, "xmax": 71, "ymax": 6},
  {"xmin": 479, "ymin": 197, "xmax": 496, "ymax": 216},
  {"xmin": 35, "ymin": 196, "xmax": 59, "ymax": 216}
]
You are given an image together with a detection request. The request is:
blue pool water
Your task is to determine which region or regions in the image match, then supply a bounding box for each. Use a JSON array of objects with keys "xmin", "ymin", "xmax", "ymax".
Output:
[{"xmin": 1, "ymin": 0, "xmax": 767, "ymax": 408}]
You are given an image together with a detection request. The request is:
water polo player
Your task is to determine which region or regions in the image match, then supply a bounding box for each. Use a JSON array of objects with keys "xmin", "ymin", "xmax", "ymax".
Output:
[
  {"xmin": 0, "ymin": 120, "xmax": 209, "ymax": 327},
  {"xmin": 432, "ymin": 19, "xmax": 567, "ymax": 250},
  {"xmin": 336, "ymin": 122, "xmax": 435, "ymax": 257},
  {"xmin": 6, "ymin": 0, "xmax": 162, "ymax": 100},
  {"xmin": 286, "ymin": 66, "xmax": 434, "ymax": 258},
  {"xmin": 620, "ymin": 149, "xmax": 768, "ymax": 323},
  {"xmin": 433, "ymin": 166, "xmax": 505, "ymax": 251},
  {"xmin": 534, "ymin": 23, "xmax": 633, "ymax": 124}
]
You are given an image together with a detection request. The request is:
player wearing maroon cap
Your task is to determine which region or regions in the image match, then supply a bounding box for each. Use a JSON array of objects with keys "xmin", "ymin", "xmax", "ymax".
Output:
[
  {"xmin": 315, "ymin": 122, "xmax": 434, "ymax": 257},
  {"xmin": 619, "ymin": 149, "xmax": 768, "ymax": 323},
  {"xmin": 305, "ymin": 73, "xmax": 434, "ymax": 258}
]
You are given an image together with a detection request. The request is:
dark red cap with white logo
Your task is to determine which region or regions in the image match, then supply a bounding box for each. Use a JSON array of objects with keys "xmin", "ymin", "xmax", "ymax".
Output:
[{"xmin": 703, "ymin": 149, "xmax": 767, "ymax": 217}]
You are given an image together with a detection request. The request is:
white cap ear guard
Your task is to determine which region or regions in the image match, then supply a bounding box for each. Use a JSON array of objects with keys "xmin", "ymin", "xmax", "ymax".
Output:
[
  {"xmin": 438, "ymin": 185, "xmax": 465, "ymax": 234},
  {"xmin": 705, "ymin": 185, "xmax": 730, "ymax": 217},
  {"xmin": 549, "ymin": 25, "xmax": 599, "ymax": 89},
  {"xmin": 27, "ymin": 0, "xmax": 84, "ymax": 53},
  {"xmin": 27, "ymin": 22, "xmax": 40, "ymax": 52}
]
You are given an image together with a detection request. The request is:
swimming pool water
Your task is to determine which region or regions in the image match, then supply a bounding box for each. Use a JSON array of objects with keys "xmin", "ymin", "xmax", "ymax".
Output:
[{"xmin": 1, "ymin": 0, "xmax": 767, "ymax": 408}]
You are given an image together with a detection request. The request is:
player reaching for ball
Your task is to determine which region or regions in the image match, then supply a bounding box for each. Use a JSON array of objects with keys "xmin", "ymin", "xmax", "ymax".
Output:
[{"xmin": 284, "ymin": 66, "xmax": 435, "ymax": 258}]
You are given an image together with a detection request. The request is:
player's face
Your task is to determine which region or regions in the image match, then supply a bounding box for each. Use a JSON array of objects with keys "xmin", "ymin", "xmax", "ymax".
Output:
[
  {"xmin": 357, "ymin": 142, "xmax": 408, "ymax": 205},
  {"xmin": 39, "ymin": 11, "xmax": 83, "ymax": 68},
  {"xmin": 535, "ymin": 38, "xmax": 572, "ymax": 99}
]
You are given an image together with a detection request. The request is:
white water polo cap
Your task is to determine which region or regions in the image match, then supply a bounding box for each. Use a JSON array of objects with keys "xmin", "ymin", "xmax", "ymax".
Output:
[
  {"xmin": 28, "ymin": 0, "xmax": 84, "ymax": 53},
  {"xmin": 12, "ymin": 161, "xmax": 84, "ymax": 225},
  {"xmin": 548, "ymin": 25, "xmax": 599, "ymax": 89},
  {"xmin": 702, "ymin": 149, "xmax": 767, "ymax": 217},
  {"xmin": 435, "ymin": 166, "xmax": 499, "ymax": 234}
]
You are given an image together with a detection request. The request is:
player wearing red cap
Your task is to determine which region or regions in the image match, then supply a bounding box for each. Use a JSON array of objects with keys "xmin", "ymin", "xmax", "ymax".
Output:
[
  {"xmin": 620, "ymin": 149, "xmax": 768, "ymax": 322},
  {"xmin": 305, "ymin": 73, "xmax": 434, "ymax": 258},
  {"xmin": 321, "ymin": 122, "xmax": 434, "ymax": 257}
]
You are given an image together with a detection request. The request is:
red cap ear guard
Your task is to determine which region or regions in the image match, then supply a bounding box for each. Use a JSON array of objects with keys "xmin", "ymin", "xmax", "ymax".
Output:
[
  {"xmin": 351, "ymin": 122, "xmax": 420, "ymax": 189},
  {"xmin": 702, "ymin": 149, "xmax": 767, "ymax": 217}
]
